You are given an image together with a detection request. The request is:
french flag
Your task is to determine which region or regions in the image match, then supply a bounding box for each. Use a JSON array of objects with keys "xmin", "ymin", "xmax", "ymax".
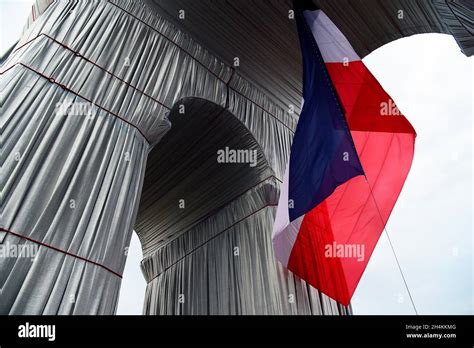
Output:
[{"xmin": 272, "ymin": 2, "xmax": 416, "ymax": 306}]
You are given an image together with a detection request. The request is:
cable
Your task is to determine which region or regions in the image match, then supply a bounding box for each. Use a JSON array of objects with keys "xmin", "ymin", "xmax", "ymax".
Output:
[
  {"xmin": 365, "ymin": 176, "xmax": 419, "ymax": 315},
  {"xmin": 384, "ymin": 225, "xmax": 419, "ymax": 315}
]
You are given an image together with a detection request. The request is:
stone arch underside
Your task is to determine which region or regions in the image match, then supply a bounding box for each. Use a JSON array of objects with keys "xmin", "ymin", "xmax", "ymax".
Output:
[{"xmin": 1, "ymin": 0, "xmax": 471, "ymax": 314}]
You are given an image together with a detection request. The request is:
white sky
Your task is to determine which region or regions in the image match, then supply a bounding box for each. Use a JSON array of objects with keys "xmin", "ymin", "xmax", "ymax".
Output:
[
  {"xmin": 2, "ymin": 0, "xmax": 472, "ymax": 315},
  {"xmin": 0, "ymin": 0, "xmax": 29, "ymax": 53},
  {"xmin": 353, "ymin": 34, "xmax": 473, "ymax": 314}
]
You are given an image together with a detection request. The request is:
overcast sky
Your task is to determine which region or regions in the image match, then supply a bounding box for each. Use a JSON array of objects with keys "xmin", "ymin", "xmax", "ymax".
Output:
[
  {"xmin": 2, "ymin": 0, "xmax": 472, "ymax": 315},
  {"xmin": 353, "ymin": 34, "xmax": 472, "ymax": 315}
]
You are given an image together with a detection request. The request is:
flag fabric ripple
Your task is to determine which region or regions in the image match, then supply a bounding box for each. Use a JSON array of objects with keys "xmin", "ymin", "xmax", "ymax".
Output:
[{"xmin": 272, "ymin": 3, "xmax": 416, "ymax": 306}]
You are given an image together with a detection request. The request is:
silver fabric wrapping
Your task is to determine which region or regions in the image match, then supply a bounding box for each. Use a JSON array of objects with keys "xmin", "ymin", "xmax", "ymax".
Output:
[
  {"xmin": 1, "ymin": 66, "xmax": 150, "ymax": 314},
  {"xmin": 2, "ymin": 0, "xmax": 471, "ymax": 315},
  {"xmin": 135, "ymin": 99, "xmax": 276, "ymax": 256},
  {"xmin": 141, "ymin": 178, "xmax": 350, "ymax": 315},
  {"xmin": 151, "ymin": 0, "xmax": 473, "ymax": 115},
  {"xmin": 433, "ymin": 0, "xmax": 474, "ymax": 56},
  {"xmin": 317, "ymin": 0, "xmax": 474, "ymax": 57},
  {"xmin": 1, "ymin": 0, "xmax": 329, "ymax": 315}
]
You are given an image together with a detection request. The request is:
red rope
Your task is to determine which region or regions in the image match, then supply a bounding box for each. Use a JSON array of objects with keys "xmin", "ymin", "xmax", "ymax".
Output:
[
  {"xmin": 145, "ymin": 202, "xmax": 279, "ymax": 283},
  {"xmin": 11, "ymin": 1, "xmax": 295, "ymax": 135},
  {"xmin": 43, "ymin": 33, "xmax": 170, "ymax": 111},
  {"xmin": 1, "ymin": 62, "xmax": 152, "ymax": 143},
  {"xmin": 12, "ymin": 32, "xmax": 294, "ymax": 136},
  {"xmin": 108, "ymin": 1, "xmax": 296, "ymax": 133},
  {"xmin": 1, "ymin": 227, "xmax": 122, "ymax": 278}
]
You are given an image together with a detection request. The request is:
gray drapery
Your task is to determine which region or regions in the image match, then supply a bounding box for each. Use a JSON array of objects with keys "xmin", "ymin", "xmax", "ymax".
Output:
[
  {"xmin": 150, "ymin": 0, "xmax": 473, "ymax": 114},
  {"xmin": 1, "ymin": 0, "xmax": 322, "ymax": 314},
  {"xmin": 1, "ymin": 0, "xmax": 472, "ymax": 315}
]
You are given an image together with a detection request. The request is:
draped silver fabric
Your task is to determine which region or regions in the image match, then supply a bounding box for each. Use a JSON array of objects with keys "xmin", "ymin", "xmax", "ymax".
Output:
[
  {"xmin": 140, "ymin": 176, "xmax": 350, "ymax": 315},
  {"xmin": 316, "ymin": 0, "xmax": 474, "ymax": 57},
  {"xmin": 1, "ymin": 0, "xmax": 472, "ymax": 315},
  {"xmin": 1, "ymin": 65, "xmax": 150, "ymax": 314},
  {"xmin": 135, "ymin": 98, "xmax": 348, "ymax": 314},
  {"xmin": 151, "ymin": 0, "xmax": 474, "ymax": 114},
  {"xmin": 433, "ymin": 0, "xmax": 474, "ymax": 55},
  {"xmin": 0, "ymin": 0, "xmax": 313, "ymax": 315}
]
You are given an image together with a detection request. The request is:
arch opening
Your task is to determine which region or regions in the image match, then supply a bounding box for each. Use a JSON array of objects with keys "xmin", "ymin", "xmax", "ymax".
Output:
[{"xmin": 134, "ymin": 97, "xmax": 274, "ymax": 258}]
